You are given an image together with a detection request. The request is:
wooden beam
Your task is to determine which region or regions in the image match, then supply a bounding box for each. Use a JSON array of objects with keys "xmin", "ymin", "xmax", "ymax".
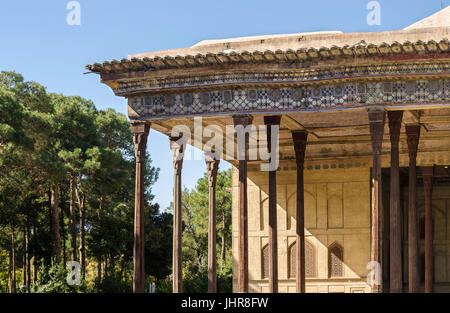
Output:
[
  {"xmin": 264, "ymin": 115, "xmax": 281, "ymax": 293},
  {"xmin": 406, "ymin": 124, "xmax": 420, "ymax": 293},
  {"xmin": 131, "ymin": 121, "xmax": 150, "ymax": 293},
  {"xmin": 292, "ymin": 130, "xmax": 308, "ymax": 293},
  {"xmin": 282, "ymin": 115, "xmax": 319, "ymax": 140},
  {"xmin": 368, "ymin": 109, "xmax": 385, "ymax": 293},
  {"xmin": 422, "ymin": 166, "xmax": 434, "ymax": 293},
  {"xmin": 388, "ymin": 111, "xmax": 403, "ymax": 293},
  {"xmin": 406, "ymin": 110, "xmax": 421, "ymax": 124}
]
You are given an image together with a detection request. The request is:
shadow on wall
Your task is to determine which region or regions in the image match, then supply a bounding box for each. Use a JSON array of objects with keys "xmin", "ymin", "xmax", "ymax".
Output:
[{"xmin": 231, "ymin": 167, "xmax": 373, "ymax": 293}]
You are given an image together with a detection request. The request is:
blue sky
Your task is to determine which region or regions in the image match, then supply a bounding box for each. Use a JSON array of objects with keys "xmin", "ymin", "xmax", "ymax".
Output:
[{"xmin": 0, "ymin": 0, "xmax": 446, "ymax": 210}]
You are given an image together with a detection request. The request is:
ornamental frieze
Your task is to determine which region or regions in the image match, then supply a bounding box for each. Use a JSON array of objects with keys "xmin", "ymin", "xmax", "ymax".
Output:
[
  {"xmin": 115, "ymin": 62, "xmax": 450, "ymax": 95},
  {"xmin": 128, "ymin": 79, "xmax": 450, "ymax": 119}
]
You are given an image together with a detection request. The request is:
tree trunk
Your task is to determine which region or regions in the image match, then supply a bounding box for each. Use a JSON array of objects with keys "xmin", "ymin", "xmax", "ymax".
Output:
[
  {"xmin": 76, "ymin": 188, "xmax": 86, "ymax": 280},
  {"xmin": 8, "ymin": 230, "xmax": 13, "ymax": 293},
  {"xmin": 119, "ymin": 256, "xmax": 126, "ymax": 279},
  {"xmin": 98, "ymin": 193, "xmax": 105, "ymax": 219},
  {"xmin": 25, "ymin": 225, "xmax": 31, "ymax": 291},
  {"xmin": 8, "ymin": 251, "xmax": 11, "ymax": 293},
  {"xmin": 22, "ymin": 227, "xmax": 27, "ymax": 289},
  {"xmin": 61, "ymin": 194, "xmax": 66, "ymax": 266},
  {"xmin": 97, "ymin": 193, "xmax": 106, "ymax": 282},
  {"xmin": 10, "ymin": 226, "xmax": 16, "ymax": 293},
  {"xmin": 97, "ymin": 261, "xmax": 102, "ymax": 283},
  {"xmin": 33, "ymin": 224, "xmax": 37, "ymax": 285},
  {"xmin": 69, "ymin": 178, "xmax": 77, "ymax": 261},
  {"xmin": 110, "ymin": 254, "xmax": 115, "ymax": 273},
  {"xmin": 51, "ymin": 184, "xmax": 61, "ymax": 264},
  {"xmin": 26, "ymin": 223, "xmax": 31, "ymax": 291},
  {"xmin": 104, "ymin": 255, "xmax": 108, "ymax": 278}
]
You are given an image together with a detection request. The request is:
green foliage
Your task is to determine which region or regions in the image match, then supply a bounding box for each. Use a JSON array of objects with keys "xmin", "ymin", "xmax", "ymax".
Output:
[
  {"xmin": 155, "ymin": 270, "xmax": 232, "ymax": 293},
  {"xmin": 168, "ymin": 169, "xmax": 233, "ymax": 292},
  {"xmin": 0, "ymin": 71, "xmax": 169, "ymax": 293},
  {"xmin": 31, "ymin": 263, "xmax": 89, "ymax": 293},
  {"xmin": 0, "ymin": 71, "xmax": 234, "ymax": 294},
  {"xmin": 94, "ymin": 271, "xmax": 132, "ymax": 293},
  {"xmin": 180, "ymin": 170, "xmax": 232, "ymax": 275},
  {"xmin": 0, "ymin": 249, "xmax": 9, "ymax": 292}
]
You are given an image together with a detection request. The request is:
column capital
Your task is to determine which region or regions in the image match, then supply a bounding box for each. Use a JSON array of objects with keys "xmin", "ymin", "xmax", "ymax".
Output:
[
  {"xmin": 406, "ymin": 124, "xmax": 421, "ymax": 161},
  {"xmin": 263, "ymin": 115, "xmax": 282, "ymax": 126},
  {"xmin": 388, "ymin": 111, "xmax": 403, "ymax": 144},
  {"xmin": 131, "ymin": 121, "xmax": 150, "ymax": 162},
  {"xmin": 264, "ymin": 115, "xmax": 282, "ymax": 157},
  {"xmin": 421, "ymin": 166, "xmax": 434, "ymax": 178},
  {"xmin": 232, "ymin": 114, "xmax": 253, "ymax": 126},
  {"xmin": 170, "ymin": 137, "xmax": 186, "ymax": 174},
  {"xmin": 205, "ymin": 152, "xmax": 220, "ymax": 188},
  {"xmin": 368, "ymin": 110, "xmax": 386, "ymax": 155},
  {"xmin": 292, "ymin": 131, "xmax": 308, "ymax": 166}
]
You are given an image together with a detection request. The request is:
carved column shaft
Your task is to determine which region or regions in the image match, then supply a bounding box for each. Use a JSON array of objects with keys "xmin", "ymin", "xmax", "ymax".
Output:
[
  {"xmin": 264, "ymin": 116, "xmax": 281, "ymax": 293},
  {"xmin": 368, "ymin": 110, "xmax": 386, "ymax": 293},
  {"xmin": 292, "ymin": 130, "xmax": 308, "ymax": 293},
  {"xmin": 422, "ymin": 166, "xmax": 434, "ymax": 293},
  {"xmin": 233, "ymin": 115, "xmax": 253, "ymax": 293},
  {"xmin": 388, "ymin": 111, "xmax": 403, "ymax": 293},
  {"xmin": 206, "ymin": 153, "xmax": 220, "ymax": 293},
  {"xmin": 171, "ymin": 137, "xmax": 185, "ymax": 293},
  {"xmin": 131, "ymin": 121, "xmax": 150, "ymax": 293},
  {"xmin": 406, "ymin": 125, "xmax": 420, "ymax": 293}
]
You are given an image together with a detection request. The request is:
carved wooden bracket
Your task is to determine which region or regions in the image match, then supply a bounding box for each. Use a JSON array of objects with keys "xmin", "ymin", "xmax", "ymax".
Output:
[
  {"xmin": 368, "ymin": 110, "xmax": 386, "ymax": 155},
  {"xmin": 388, "ymin": 111, "xmax": 403, "ymax": 146},
  {"xmin": 406, "ymin": 125, "xmax": 421, "ymax": 162},
  {"xmin": 205, "ymin": 151, "xmax": 220, "ymax": 188},
  {"xmin": 131, "ymin": 122, "xmax": 150, "ymax": 163},
  {"xmin": 170, "ymin": 137, "xmax": 186, "ymax": 174},
  {"xmin": 264, "ymin": 115, "xmax": 282, "ymax": 155},
  {"xmin": 232, "ymin": 114, "xmax": 253, "ymax": 127},
  {"xmin": 292, "ymin": 131, "xmax": 308, "ymax": 167}
]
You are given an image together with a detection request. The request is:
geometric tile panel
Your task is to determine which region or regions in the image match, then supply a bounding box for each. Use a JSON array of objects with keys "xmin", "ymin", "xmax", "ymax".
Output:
[{"xmin": 128, "ymin": 79, "xmax": 450, "ymax": 119}]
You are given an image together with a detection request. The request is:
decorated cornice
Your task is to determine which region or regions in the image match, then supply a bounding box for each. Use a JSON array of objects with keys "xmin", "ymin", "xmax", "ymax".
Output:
[
  {"xmin": 112, "ymin": 61, "xmax": 450, "ymax": 96},
  {"xmin": 86, "ymin": 39, "xmax": 450, "ymax": 76}
]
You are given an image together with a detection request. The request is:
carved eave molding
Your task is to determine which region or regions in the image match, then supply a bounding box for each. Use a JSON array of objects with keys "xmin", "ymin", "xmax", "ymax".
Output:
[
  {"xmin": 101, "ymin": 58, "xmax": 449, "ymax": 96},
  {"xmin": 93, "ymin": 59, "xmax": 450, "ymax": 98},
  {"xmin": 86, "ymin": 39, "xmax": 450, "ymax": 76}
]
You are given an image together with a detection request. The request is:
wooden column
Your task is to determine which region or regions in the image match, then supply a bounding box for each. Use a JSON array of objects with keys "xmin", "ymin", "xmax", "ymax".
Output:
[
  {"xmin": 292, "ymin": 130, "xmax": 308, "ymax": 293},
  {"xmin": 368, "ymin": 109, "xmax": 386, "ymax": 293},
  {"xmin": 406, "ymin": 125, "xmax": 420, "ymax": 293},
  {"xmin": 206, "ymin": 152, "xmax": 220, "ymax": 293},
  {"xmin": 131, "ymin": 121, "xmax": 150, "ymax": 293},
  {"xmin": 233, "ymin": 114, "xmax": 253, "ymax": 293},
  {"xmin": 264, "ymin": 116, "xmax": 281, "ymax": 293},
  {"xmin": 171, "ymin": 137, "xmax": 185, "ymax": 293},
  {"xmin": 388, "ymin": 111, "xmax": 403, "ymax": 293},
  {"xmin": 422, "ymin": 166, "xmax": 434, "ymax": 293}
]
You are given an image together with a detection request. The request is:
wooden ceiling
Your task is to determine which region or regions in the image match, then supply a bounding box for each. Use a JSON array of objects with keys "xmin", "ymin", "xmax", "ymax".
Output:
[{"xmin": 150, "ymin": 107, "xmax": 450, "ymax": 168}]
